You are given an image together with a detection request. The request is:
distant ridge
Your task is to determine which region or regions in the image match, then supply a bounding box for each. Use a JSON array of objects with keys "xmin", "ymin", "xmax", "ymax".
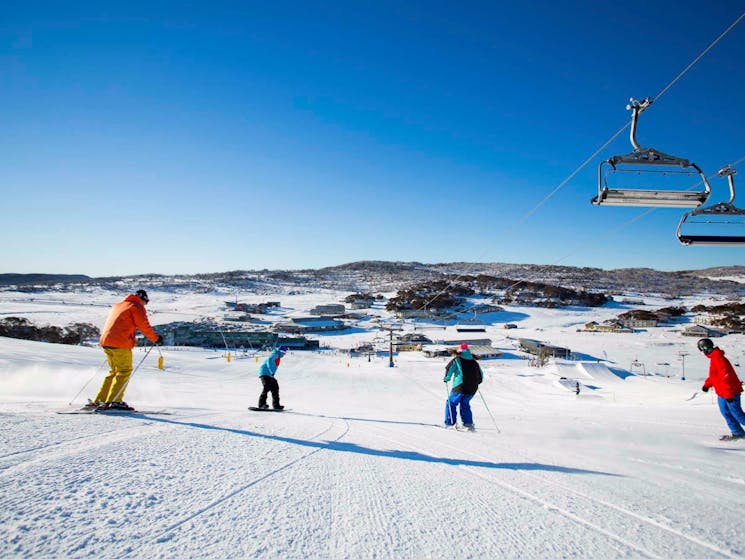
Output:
[
  {"xmin": 1, "ymin": 263, "xmax": 743, "ymax": 295},
  {"xmin": 0, "ymin": 273, "xmax": 91, "ymax": 286}
]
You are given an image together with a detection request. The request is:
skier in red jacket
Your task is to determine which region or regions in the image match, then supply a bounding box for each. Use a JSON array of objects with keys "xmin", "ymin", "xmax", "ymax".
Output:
[{"xmin": 698, "ymin": 338, "xmax": 745, "ymax": 441}]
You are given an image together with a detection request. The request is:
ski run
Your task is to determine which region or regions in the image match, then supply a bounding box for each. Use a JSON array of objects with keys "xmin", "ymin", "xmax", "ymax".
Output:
[{"xmin": 2, "ymin": 287, "xmax": 745, "ymax": 559}]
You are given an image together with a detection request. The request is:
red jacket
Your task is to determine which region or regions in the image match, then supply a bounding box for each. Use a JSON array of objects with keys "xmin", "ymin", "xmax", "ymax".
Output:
[
  {"xmin": 702, "ymin": 347, "xmax": 743, "ymax": 399},
  {"xmin": 99, "ymin": 294, "xmax": 159, "ymax": 349}
]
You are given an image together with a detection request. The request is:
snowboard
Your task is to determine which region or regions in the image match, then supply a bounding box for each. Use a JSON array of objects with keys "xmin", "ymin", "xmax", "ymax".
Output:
[
  {"xmin": 248, "ymin": 406, "xmax": 286, "ymax": 412},
  {"xmin": 57, "ymin": 408, "xmax": 172, "ymax": 415}
]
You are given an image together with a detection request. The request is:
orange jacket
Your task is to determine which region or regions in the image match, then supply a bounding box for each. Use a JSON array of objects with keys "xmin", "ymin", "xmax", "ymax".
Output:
[{"xmin": 99, "ymin": 294, "xmax": 159, "ymax": 349}]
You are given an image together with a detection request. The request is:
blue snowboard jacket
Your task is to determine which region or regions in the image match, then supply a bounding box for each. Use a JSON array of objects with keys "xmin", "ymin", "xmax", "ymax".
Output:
[{"xmin": 259, "ymin": 348, "xmax": 285, "ymax": 377}]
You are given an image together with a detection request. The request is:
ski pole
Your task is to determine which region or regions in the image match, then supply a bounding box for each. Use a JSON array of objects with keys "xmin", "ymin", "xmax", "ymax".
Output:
[
  {"xmin": 478, "ymin": 390, "xmax": 501, "ymax": 433},
  {"xmin": 109, "ymin": 344, "xmax": 155, "ymax": 404},
  {"xmin": 67, "ymin": 358, "xmax": 108, "ymax": 406},
  {"xmin": 445, "ymin": 381, "xmax": 455, "ymax": 426}
]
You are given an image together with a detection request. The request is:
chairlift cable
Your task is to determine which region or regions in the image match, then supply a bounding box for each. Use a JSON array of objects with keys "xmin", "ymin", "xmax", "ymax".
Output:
[
  {"xmin": 422, "ymin": 154, "xmax": 745, "ymax": 317},
  {"xmin": 653, "ymin": 10, "xmax": 745, "ymax": 104},
  {"xmin": 527, "ymin": 9, "xmax": 745, "ymax": 220},
  {"xmin": 415, "ymin": 8, "xmax": 745, "ymax": 315},
  {"xmin": 518, "ymin": 125, "xmax": 628, "ymax": 225}
]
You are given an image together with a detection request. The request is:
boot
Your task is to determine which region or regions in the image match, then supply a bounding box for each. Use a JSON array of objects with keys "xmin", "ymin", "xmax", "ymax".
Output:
[{"xmin": 82, "ymin": 399, "xmax": 101, "ymax": 411}]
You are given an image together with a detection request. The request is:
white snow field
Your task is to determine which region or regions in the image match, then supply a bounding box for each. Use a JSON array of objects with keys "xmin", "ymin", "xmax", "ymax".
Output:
[{"xmin": 1, "ymin": 286, "xmax": 744, "ymax": 559}]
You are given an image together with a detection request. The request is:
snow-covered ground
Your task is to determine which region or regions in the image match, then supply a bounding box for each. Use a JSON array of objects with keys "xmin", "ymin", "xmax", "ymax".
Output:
[{"xmin": 2, "ymin": 286, "xmax": 745, "ymax": 559}]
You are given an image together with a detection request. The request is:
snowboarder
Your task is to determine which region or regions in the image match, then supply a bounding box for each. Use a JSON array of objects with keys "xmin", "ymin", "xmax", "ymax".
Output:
[
  {"xmin": 698, "ymin": 338, "xmax": 745, "ymax": 441},
  {"xmin": 257, "ymin": 345, "xmax": 287, "ymax": 410},
  {"xmin": 86, "ymin": 290, "xmax": 162, "ymax": 411},
  {"xmin": 443, "ymin": 343, "xmax": 483, "ymax": 430}
]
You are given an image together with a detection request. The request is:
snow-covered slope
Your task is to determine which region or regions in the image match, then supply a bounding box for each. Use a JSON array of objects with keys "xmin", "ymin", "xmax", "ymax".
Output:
[{"xmin": 1, "ymin": 288, "xmax": 744, "ymax": 559}]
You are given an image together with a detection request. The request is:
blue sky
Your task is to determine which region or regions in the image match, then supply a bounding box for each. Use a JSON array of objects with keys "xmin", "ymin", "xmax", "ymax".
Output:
[{"xmin": 2, "ymin": 1, "xmax": 744, "ymax": 276}]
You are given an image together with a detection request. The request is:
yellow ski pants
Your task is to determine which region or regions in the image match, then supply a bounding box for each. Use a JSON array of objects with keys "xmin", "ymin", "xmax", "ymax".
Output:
[{"xmin": 94, "ymin": 348, "xmax": 133, "ymax": 403}]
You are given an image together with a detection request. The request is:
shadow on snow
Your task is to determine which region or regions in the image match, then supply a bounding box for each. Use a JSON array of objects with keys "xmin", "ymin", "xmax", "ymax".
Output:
[{"xmin": 125, "ymin": 414, "xmax": 621, "ymax": 477}]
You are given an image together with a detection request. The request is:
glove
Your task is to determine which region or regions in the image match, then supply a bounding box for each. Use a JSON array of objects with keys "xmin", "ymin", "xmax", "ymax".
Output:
[
  {"xmin": 155, "ymin": 335, "xmax": 164, "ymax": 346},
  {"xmin": 701, "ymin": 385, "xmax": 709, "ymax": 393}
]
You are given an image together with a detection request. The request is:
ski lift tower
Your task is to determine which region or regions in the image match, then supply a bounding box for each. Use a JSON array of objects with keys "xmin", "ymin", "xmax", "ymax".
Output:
[
  {"xmin": 381, "ymin": 324, "xmax": 403, "ymax": 368},
  {"xmin": 630, "ymin": 358, "xmax": 646, "ymax": 375},
  {"xmin": 678, "ymin": 351, "xmax": 689, "ymax": 381}
]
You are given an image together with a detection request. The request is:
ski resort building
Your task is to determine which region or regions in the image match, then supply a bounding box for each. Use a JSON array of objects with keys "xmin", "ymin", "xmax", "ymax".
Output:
[
  {"xmin": 274, "ymin": 317, "xmax": 347, "ymax": 333},
  {"xmin": 583, "ymin": 321, "xmax": 633, "ymax": 333},
  {"xmin": 310, "ymin": 304, "xmax": 346, "ymax": 316},
  {"xmin": 681, "ymin": 325, "xmax": 726, "ymax": 337},
  {"xmin": 154, "ymin": 323, "xmax": 318, "ymax": 350},
  {"xmin": 422, "ymin": 344, "xmax": 502, "ymax": 359},
  {"xmin": 517, "ymin": 338, "xmax": 571, "ymax": 358}
]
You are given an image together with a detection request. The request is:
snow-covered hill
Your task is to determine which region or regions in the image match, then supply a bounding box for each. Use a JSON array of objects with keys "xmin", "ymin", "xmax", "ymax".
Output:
[{"xmin": 3, "ymin": 261, "xmax": 745, "ymax": 295}]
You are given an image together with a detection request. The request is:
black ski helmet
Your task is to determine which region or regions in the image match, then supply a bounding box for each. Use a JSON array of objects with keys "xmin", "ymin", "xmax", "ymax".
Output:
[
  {"xmin": 135, "ymin": 289, "xmax": 149, "ymax": 304},
  {"xmin": 697, "ymin": 338, "xmax": 714, "ymax": 354}
]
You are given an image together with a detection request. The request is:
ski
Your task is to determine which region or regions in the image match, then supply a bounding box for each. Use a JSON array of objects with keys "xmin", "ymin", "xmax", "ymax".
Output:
[
  {"xmin": 437, "ymin": 424, "xmax": 476, "ymax": 432},
  {"xmin": 719, "ymin": 434, "xmax": 745, "ymax": 441},
  {"xmin": 57, "ymin": 408, "xmax": 172, "ymax": 415},
  {"xmin": 248, "ymin": 406, "xmax": 287, "ymax": 412}
]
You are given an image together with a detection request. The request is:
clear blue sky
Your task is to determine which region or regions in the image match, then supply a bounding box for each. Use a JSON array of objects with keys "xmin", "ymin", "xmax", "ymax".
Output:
[{"xmin": 2, "ymin": 1, "xmax": 744, "ymax": 276}]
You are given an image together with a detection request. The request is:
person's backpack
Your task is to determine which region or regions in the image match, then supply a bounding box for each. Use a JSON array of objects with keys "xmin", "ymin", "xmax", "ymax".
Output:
[{"xmin": 458, "ymin": 357, "xmax": 483, "ymax": 393}]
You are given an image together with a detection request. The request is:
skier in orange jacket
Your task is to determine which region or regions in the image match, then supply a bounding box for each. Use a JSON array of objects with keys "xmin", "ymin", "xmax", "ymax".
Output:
[{"xmin": 86, "ymin": 290, "xmax": 162, "ymax": 411}]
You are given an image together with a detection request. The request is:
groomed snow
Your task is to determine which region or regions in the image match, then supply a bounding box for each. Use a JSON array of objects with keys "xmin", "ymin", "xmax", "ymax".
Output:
[{"xmin": 1, "ymin": 287, "xmax": 744, "ymax": 559}]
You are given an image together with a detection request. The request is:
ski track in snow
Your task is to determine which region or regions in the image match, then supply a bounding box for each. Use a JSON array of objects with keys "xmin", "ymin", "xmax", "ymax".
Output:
[
  {"xmin": 369, "ymin": 423, "xmax": 741, "ymax": 559},
  {"xmin": 131, "ymin": 418, "xmax": 349, "ymax": 556},
  {"xmin": 0, "ymin": 409, "xmax": 221, "ymax": 476},
  {"xmin": 4, "ymin": 382, "xmax": 745, "ymax": 559}
]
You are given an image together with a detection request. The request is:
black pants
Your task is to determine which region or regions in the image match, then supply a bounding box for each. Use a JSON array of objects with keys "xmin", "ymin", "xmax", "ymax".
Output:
[{"xmin": 259, "ymin": 376, "xmax": 280, "ymax": 408}]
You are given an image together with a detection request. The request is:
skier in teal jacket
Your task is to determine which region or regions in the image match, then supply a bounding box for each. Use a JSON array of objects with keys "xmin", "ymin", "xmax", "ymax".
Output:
[
  {"xmin": 257, "ymin": 346, "xmax": 287, "ymax": 410},
  {"xmin": 443, "ymin": 344, "xmax": 483, "ymax": 429}
]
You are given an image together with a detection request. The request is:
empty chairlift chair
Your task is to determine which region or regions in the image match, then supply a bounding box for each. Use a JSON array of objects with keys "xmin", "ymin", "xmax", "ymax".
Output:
[
  {"xmin": 676, "ymin": 166, "xmax": 745, "ymax": 245},
  {"xmin": 592, "ymin": 98, "xmax": 711, "ymax": 208}
]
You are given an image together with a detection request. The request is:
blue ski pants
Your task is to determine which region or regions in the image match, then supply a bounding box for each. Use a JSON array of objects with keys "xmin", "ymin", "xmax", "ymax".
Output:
[
  {"xmin": 445, "ymin": 392, "xmax": 474, "ymax": 426},
  {"xmin": 717, "ymin": 394, "xmax": 745, "ymax": 436}
]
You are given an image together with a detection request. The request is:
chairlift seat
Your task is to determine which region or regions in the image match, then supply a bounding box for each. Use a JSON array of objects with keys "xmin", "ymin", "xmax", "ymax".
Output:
[
  {"xmin": 676, "ymin": 203, "xmax": 745, "ymax": 245},
  {"xmin": 676, "ymin": 167, "xmax": 745, "ymax": 245},
  {"xmin": 677, "ymin": 234, "xmax": 745, "ymax": 246},
  {"xmin": 592, "ymin": 98, "xmax": 710, "ymax": 208},
  {"xmin": 592, "ymin": 188, "xmax": 708, "ymax": 208}
]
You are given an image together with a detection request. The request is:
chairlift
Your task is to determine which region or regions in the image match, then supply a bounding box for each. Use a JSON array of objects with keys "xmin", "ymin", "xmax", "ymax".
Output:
[
  {"xmin": 676, "ymin": 166, "xmax": 745, "ymax": 245},
  {"xmin": 592, "ymin": 98, "xmax": 711, "ymax": 208}
]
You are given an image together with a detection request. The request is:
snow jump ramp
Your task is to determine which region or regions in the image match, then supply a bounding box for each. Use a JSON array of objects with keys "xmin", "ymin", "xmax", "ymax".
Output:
[{"xmin": 575, "ymin": 361, "xmax": 630, "ymax": 383}]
